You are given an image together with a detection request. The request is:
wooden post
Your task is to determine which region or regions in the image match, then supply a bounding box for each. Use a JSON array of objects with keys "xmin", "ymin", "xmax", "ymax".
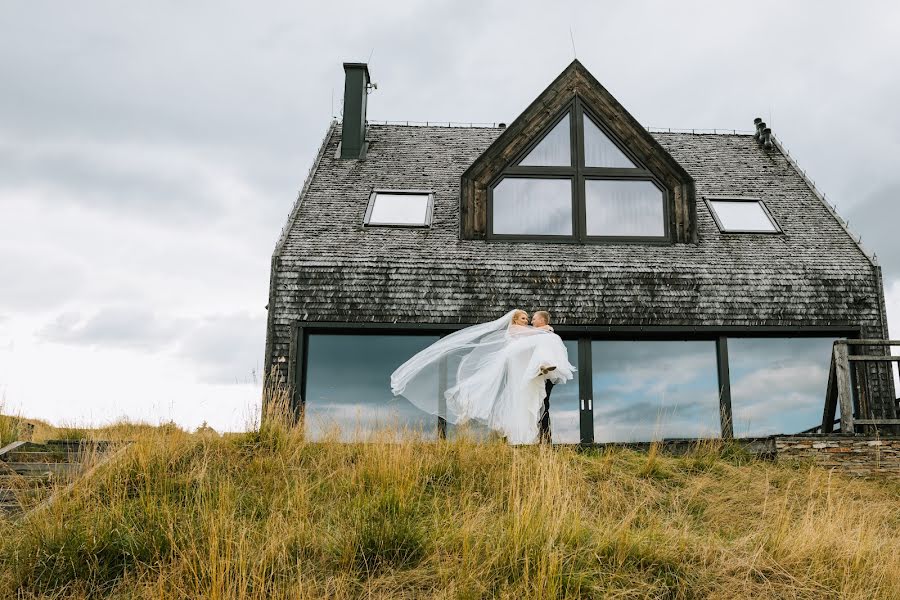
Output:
[
  {"xmin": 716, "ymin": 337, "xmax": 734, "ymax": 439},
  {"xmin": 822, "ymin": 349, "xmax": 838, "ymax": 433},
  {"xmin": 833, "ymin": 341, "xmax": 855, "ymax": 433}
]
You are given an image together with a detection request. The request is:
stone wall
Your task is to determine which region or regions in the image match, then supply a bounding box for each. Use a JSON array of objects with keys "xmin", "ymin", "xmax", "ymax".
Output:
[{"xmin": 775, "ymin": 435, "xmax": 900, "ymax": 479}]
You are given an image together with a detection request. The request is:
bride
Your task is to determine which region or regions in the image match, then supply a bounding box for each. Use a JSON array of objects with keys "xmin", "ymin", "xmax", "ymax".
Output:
[{"xmin": 390, "ymin": 309, "xmax": 575, "ymax": 444}]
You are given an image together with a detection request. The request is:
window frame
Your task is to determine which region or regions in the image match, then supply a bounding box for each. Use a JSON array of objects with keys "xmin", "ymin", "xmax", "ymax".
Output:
[
  {"xmin": 704, "ymin": 196, "xmax": 783, "ymax": 234},
  {"xmin": 289, "ymin": 320, "xmax": 861, "ymax": 444},
  {"xmin": 363, "ymin": 189, "xmax": 435, "ymax": 228},
  {"xmin": 486, "ymin": 97, "xmax": 672, "ymax": 244}
]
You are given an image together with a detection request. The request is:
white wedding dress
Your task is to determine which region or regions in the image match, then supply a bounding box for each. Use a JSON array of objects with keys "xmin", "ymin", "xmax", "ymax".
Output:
[{"xmin": 390, "ymin": 309, "xmax": 575, "ymax": 444}]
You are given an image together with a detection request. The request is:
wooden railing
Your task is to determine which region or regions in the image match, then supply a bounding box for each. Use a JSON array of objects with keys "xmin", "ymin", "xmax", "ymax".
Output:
[{"xmin": 822, "ymin": 340, "xmax": 900, "ymax": 434}]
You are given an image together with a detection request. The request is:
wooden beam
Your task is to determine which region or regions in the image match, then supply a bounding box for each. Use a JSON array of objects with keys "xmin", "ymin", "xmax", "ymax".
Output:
[
  {"xmin": 822, "ymin": 355, "xmax": 838, "ymax": 433},
  {"xmin": 833, "ymin": 342, "xmax": 855, "ymax": 433},
  {"xmin": 845, "ymin": 339, "xmax": 900, "ymax": 345},
  {"xmin": 854, "ymin": 419, "xmax": 900, "ymax": 425},
  {"xmin": 848, "ymin": 355, "xmax": 900, "ymax": 361},
  {"xmin": 0, "ymin": 441, "xmax": 26, "ymax": 458}
]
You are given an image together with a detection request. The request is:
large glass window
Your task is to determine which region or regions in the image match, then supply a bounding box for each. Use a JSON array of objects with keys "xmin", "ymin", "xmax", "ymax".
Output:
[
  {"xmin": 518, "ymin": 114, "xmax": 571, "ymax": 167},
  {"xmin": 728, "ymin": 338, "xmax": 836, "ymax": 436},
  {"xmin": 548, "ymin": 339, "xmax": 581, "ymax": 443},
  {"xmin": 491, "ymin": 178, "xmax": 573, "ymax": 236},
  {"xmin": 584, "ymin": 117, "xmax": 636, "ymax": 168},
  {"xmin": 304, "ymin": 334, "xmax": 440, "ymax": 440},
  {"xmin": 591, "ymin": 341, "xmax": 721, "ymax": 442},
  {"xmin": 585, "ymin": 180, "xmax": 666, "ymax": 237},
  {"xmin": 489, "ymin": 97, "xmax": 668, "ymax": 242}
]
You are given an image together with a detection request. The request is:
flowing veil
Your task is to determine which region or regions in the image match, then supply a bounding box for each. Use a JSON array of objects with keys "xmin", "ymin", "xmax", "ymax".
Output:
[{"xmin": 390, "ymin": 309, "xmax": 575, "ymax": 441}]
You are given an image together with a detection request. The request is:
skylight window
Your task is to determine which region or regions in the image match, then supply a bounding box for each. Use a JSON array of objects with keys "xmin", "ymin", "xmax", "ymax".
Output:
[
  {"xmin": 364, "ymin": 190, "xmax": 434, "ymax": 227},
  {"xmin": 706, "ymin": 197, "xmax": 780, "ymax": 233}
]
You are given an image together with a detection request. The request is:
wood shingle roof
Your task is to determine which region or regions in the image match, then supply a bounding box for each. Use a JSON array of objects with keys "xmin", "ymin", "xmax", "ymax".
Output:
[{"xmin": 272, "ymin": 123, "xmax": 882, "ymax": 329}]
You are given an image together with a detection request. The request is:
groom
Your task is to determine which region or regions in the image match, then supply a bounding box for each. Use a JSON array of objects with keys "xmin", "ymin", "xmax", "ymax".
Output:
[{"xmin": 531, "ymin": 310, "xmax": 556, "ymax": 444}]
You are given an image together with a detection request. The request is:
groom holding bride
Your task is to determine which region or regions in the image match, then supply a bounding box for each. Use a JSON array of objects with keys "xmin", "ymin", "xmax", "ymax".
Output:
[{"xmin": 391, "ymin": 308, "xmax": 575, "ymax": 445}]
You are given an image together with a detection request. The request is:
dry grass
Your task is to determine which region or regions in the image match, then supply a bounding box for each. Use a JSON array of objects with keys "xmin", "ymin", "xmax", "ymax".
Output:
[{"xmin": 1, "ymin": 390, "xmax": 899, "ymax": 599}]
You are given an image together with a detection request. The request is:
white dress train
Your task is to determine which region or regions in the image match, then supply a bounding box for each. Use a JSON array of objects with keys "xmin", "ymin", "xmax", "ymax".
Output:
[{"xmin": 390, "ymin": 310, "xmax": 575, "ymax": 444}]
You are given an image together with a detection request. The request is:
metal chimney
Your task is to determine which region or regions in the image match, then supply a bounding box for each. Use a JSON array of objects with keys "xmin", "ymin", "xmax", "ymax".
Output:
[{"xmin": 340, "ymin": 63, "xmax": 370, "ymax": 159}]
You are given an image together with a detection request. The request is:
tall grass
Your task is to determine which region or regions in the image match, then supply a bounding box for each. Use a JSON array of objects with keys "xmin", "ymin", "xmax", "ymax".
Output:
[{"xmin": 1, "ymin": 385, "xmax": 898, "ymax": 598}]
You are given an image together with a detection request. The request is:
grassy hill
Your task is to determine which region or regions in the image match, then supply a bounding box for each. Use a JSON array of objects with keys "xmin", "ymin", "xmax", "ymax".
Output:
[{"xmin": 1, "ymin": 412, "xmax": 899, "ymax": 599}]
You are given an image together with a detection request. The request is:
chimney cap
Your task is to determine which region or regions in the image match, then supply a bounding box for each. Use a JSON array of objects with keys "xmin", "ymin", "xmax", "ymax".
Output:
[{"xmin": 343, "ymin": 62, "xmax": 370, "ymax": 78}]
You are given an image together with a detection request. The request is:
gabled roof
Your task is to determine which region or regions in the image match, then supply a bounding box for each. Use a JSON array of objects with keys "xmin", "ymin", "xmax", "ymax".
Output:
[
  {"xmin": 270, "ymin": 123, "xmax": 883, "ymax": 335},
  {"xmin": 460, "ymin": 60, "xmax": 696, "ymax": 242}
]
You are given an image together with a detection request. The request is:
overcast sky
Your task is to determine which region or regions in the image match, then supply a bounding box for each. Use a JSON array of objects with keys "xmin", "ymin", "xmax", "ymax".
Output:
[{"xmin": 1, "ymin": 1, "xmax": 899, "ymax": 432}]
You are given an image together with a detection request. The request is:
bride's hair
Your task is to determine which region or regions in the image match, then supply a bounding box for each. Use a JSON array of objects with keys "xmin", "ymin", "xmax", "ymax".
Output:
[{"xmin": 511, "ymin": 309, "xmax": 528, "ymax": 324}]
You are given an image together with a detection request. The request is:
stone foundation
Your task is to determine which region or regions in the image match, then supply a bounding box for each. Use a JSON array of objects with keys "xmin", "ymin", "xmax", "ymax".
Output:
[{"xmin": 775, "ymin": 435, "xmax": 900, "ymax": 479}]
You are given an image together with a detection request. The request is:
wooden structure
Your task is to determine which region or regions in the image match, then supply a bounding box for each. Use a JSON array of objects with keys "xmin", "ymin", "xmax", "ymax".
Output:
[
  {"xmin": 823, "ymin": 340, "xmax": 900, "ymax": 434},
  {"xmin": 0, "ymin": 440, "xmax": 111, "ymax": 519},
  {"xmin": 263, "ymin": 60, "xmax": 896, "ymax": 440}
]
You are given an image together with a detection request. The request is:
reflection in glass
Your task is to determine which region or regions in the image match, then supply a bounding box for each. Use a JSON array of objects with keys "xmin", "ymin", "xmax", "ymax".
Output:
[
  {"xmin": 519, "ymin": 114, "xmax": 571, "ymax": 167},
  {"xmin": 585, "ymin": 180, "xmax": 665, "ymax": 237},
  {"xmin": 583, "ymin": 117, "xmax": 637, "ymax": 168},
  {"xmin": 305, "ymin": 334, "xmax": 440, "ymax": 440},
  {"xmin": 592, "ymin": 341, "xmax": 720, "ymax": 442},
  {"xmin": 728, "ymin": 338, "xmax": 836, "ymax": 436},
  {"xmin": 368, "ymin": 193, "xmax": 430, "ymax": 225},
  {"xmin": 708, "ymin": 200, "xmax": 778, "ymax": 232},
  {"xmin": 548, "ymin": 339, "xmax": 580, "ymax": 443},
  {"xmin": 492, "ymin": 177, "xmax": 572, "ymax": 235}
]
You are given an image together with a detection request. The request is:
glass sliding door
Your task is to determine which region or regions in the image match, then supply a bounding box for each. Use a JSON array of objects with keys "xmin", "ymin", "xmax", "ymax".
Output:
[
  {"xmin": 304, "ymin": 333, "xmax": 440, "ymax": 440},
  {"xmin": 590, "ymin": 340, "xmax": 721, "ymax": 442},
  {"xmin": 727, "ymin": 337, "xmax": 837, "ymax": 436},
  {"xmin": 548, "ymin": 339, "xmax": 580, "ymax": 443}
]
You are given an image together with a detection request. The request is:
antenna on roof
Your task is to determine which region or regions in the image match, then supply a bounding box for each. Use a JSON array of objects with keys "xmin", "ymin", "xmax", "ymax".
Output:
[{"xmin": 569, "ymin": 27, "xmax": 578, "ymax": 59}]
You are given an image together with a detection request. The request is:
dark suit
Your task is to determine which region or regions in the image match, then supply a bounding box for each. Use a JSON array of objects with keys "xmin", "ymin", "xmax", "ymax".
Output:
[{"xmin": 538, "ymin": 379, "xmax": 554, "ymax": 443}]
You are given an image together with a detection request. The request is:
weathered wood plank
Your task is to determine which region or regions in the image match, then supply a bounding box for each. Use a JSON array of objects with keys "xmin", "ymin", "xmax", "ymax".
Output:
[
  {"xmin": 2, "ymin": 462, "xmax": 81, "ymax": 476},
  {"xmin": 833, "ymin": 343, "xmax": 855, "ymax": 433},
  {"xmin": 848, "ymin": 354, "xmax": 900, "ymax": 361},
  {"xmin": 854, "ymin": 419, "xmax": 900, "ymax": 425},
  {"xmin": 822, "ymin": 354, "xmax": 838, "ymax": 433},
  {"xmin": 0, "ymin": 441, "xmax": 26, "ymax": 458}
]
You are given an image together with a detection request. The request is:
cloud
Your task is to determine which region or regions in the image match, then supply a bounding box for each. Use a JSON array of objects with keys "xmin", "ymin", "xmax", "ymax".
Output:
[
  {"xmin": 38, "ymin": 307, "xmax": 185, "ymax": 351},
  {"xmin": 847, "ymin": 183, "xmax": 900, "ymax": 280},
  {"xmin": 0, "ymin": 136, "xmax": 258, "ymax": 226},
  {"xmin": 0, "ymin": 246, "xmax": 86, "ymax": 312},
  {"xmin": 174, "ymin": 313, "xmax": 266, "ymax": 385},
  {"xmin": 37, "ymin": 308, "xmax": 267, "ymax": 386}
]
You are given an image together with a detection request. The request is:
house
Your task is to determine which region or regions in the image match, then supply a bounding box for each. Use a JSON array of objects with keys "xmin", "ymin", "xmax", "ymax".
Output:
[{"xmin": 263, "ymin": 60, "xmax": 896, "ymax": 443}]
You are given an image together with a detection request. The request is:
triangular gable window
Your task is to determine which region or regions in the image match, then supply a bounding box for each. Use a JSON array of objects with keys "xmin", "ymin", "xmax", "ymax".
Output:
[
  {"xmin": 488, "ymin": 97, "xmax": 668, "ymax": 242},
  {"xmin": 518, "ymin": 113, "xmax": 571, "ymax": 166},
  {"xmin": 583, "ymin": 116, "xmax": 636, "ymax": 168}
]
